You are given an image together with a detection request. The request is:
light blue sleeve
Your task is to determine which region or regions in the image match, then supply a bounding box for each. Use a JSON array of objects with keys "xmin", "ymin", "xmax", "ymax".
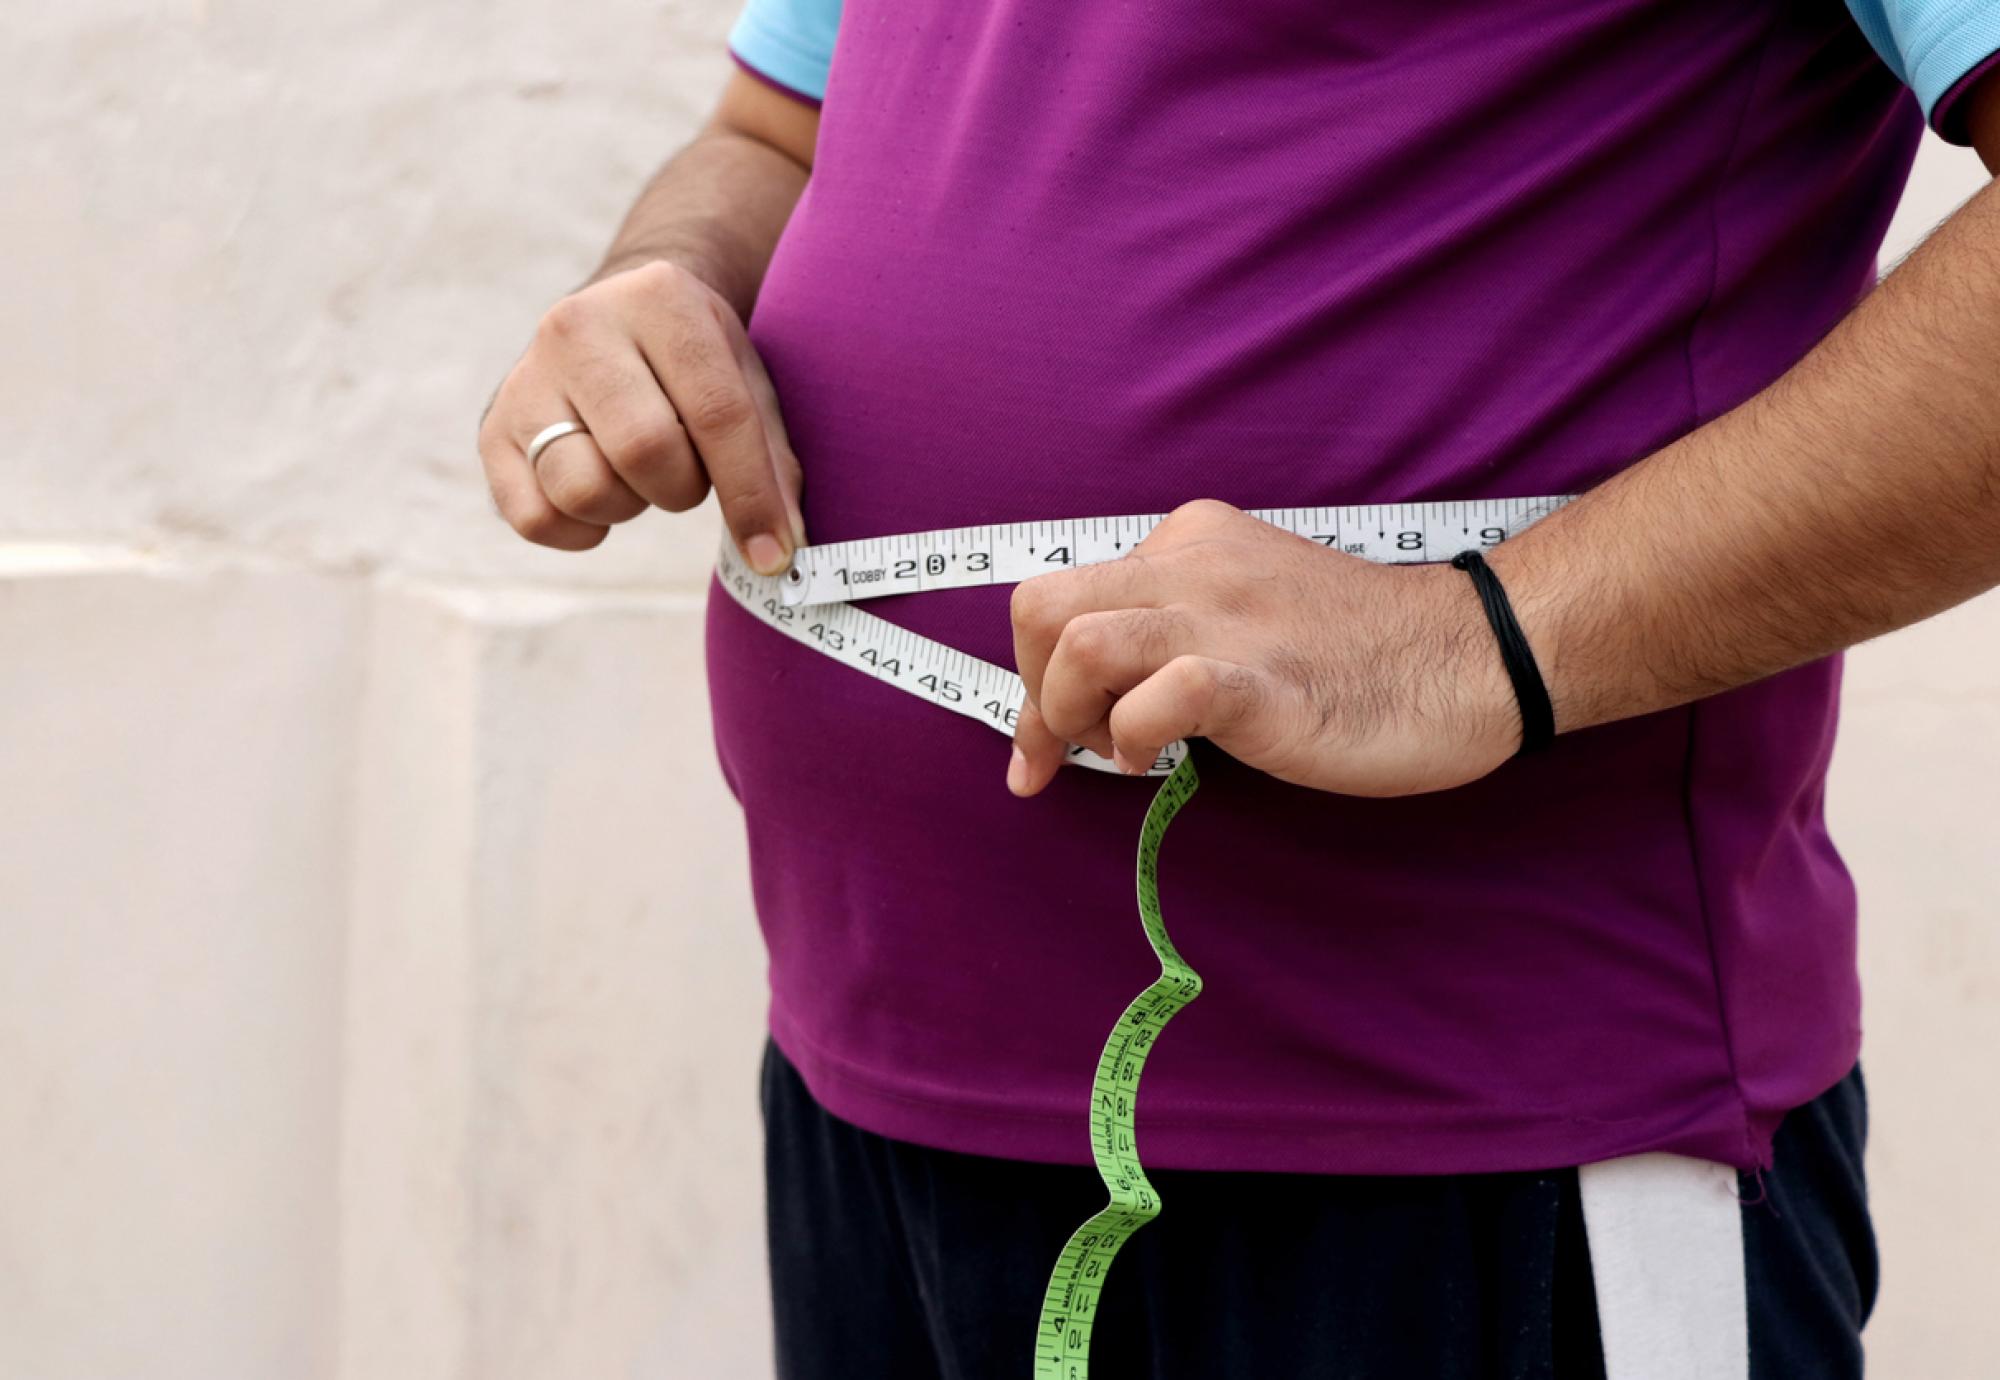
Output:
[
  {"xmin": 729, "ymin": 0, "xmax": 844, "ymax": 103},
  {"xmin": 1846, "ymin": 0, "xmax": 2000, "ymax": 136}
]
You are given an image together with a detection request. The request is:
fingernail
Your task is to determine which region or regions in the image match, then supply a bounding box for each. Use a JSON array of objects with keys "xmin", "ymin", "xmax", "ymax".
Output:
[
  {"xmin": 746, "ymin": 533, "xmax": 789, "ymax": 576},
  {"xmin": 1112, "ymin": 746, "xmax": 1137, "ymax": 775},
  {"xmin": 1006, "ymin": 746, "xmax": 1029, "ymax": 796}
]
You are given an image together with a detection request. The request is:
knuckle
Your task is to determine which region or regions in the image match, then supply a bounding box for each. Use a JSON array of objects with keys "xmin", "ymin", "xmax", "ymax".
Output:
[
  {"xmin": 1167, "ymin": 655, "xmax": 1220, "ymax": 702},
  {"xmin": 490, "ymin": 486, "xmax": 534, "ymax": 527},
  {"xmin": 1040, "ymin": 681, "xmax": 1094, "ymax": 735},
  {"xmin": 1010, "ymin": 577, "xmax": 1058, "ymax": 633},
  {"xmin": 655, "ymin": 314, "xmax": 734, "ymax": 384},
  {"xmin": 601, "ymin": 416, "xmax": 708, "ymax": 511},
  {"xmin": 538, "ymin": 465, "xmax": 611, "ymax": 516},
  {"xmin": 565, "ymin": 362, "xmax": 646, "ymax": 421},
  {"xmin": 602, "ymin": 415, "xmax": 686, "ymax": 474},
  {"xmin": 511, "ymin": 505, "xmax": 570, "ymax": 546},
  {"xmin": 1107, "ymin": 696, "xmax": 1155, "ymax": 746},
  {"xmin": 684, "ymin": 383, "xmax": 753, "ymax": 436},
  {"xmin": 628, "ymin": 258, "xmax": 685, "ymax": 295},
  {"xmin": 713, "ymin": 478, "xmax": 778, "ymax": 529},
  {"xmin": 1208, "ymin": 662, "xmax": 1266, "ymax": 723},
  {"xmin": 538, "ymin": 293, "xmax": 592, "ymax": 343},
  {"xmin": 1057, "ymin": 613, "xmax": 1113, "ymax": 666},
  {"xmin": 1044, "ymin": 704, "xmax": 1090, "ymax": 739},
  {"xmin": 1165, "ymin": 498, "xmax": 1236, "ymax": 532},
  {"xmin": 655, "ymin": 470, "xmax": 711, "ymax": 512},
  {"xmin": 706, "ymin": 290, "xmax": 748, "ymax": 335},
  {"xmin": 536, "ymin": 472, "xmax": 588, "ymax": 516}
]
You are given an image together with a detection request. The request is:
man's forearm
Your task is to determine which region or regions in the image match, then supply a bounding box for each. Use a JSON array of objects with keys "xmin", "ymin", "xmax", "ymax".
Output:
[
  {"xmin": 590, "ymin": 91, "xmax": 814, "ymax": 316},
  {"xmin": 1492, "ymin": 166, "xmax": 2000, "ymax": 735}
]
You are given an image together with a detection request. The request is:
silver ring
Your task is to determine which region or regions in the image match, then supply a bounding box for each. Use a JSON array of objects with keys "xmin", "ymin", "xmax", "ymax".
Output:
[{"xmin": 525, "ymin": 420, "xmax": 588, "ymax": 467}]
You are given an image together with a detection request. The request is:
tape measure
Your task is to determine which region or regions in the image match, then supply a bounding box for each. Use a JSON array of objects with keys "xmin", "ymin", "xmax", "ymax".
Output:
[
  {"xmin": 717, "ymin": 494, "xmax": 1571, "ymax": 1376},
  {"xmin": 776, "ymin": 497, "xmax": 1572, "ymax": 608},
  {"xmin": 1030, "ymin": 750, "xmax": 1201, "ymax": 1379}
]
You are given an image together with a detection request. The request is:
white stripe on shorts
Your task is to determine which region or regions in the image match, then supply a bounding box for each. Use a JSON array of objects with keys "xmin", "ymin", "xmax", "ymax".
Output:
[{"xmin": 1579, "ymin": 1153, "xmax": 1749, "ymax": 1380}]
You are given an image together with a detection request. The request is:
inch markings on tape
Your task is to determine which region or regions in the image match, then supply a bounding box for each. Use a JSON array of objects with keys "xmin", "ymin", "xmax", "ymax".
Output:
[
  {"xmin": 720, "ymin": 496, "xmax": 1569, "ymax": 1378},
  {"xmin": 780, "ymin": 496, "xmax": 1571, "ymax": 607}
]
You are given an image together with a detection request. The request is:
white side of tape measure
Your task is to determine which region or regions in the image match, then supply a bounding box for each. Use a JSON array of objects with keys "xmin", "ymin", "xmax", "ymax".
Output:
[
  {"xmin": 779, "ymin": 496, "xmax": 1573, "ymax": 607},
  {"xmin": 717, "ymin": 543, "xmax": 1187, "ymax": 776}
]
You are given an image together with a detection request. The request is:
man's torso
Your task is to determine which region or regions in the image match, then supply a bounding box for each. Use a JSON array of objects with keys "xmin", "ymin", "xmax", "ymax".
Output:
[{"xmin": 707, "ymin": 0, "xmax": 1922, "ymax": 1173}]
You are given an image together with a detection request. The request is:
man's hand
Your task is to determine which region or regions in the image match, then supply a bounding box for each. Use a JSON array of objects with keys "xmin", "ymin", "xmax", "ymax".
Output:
[
  {"xmin": 1006, "ymin": 500, "xmax": 1522, "ymax": 798},
  {"xmin": 478, "ymin": 259, "xmax": 804, "ymax": 570},
  {"xmin": 477, "ymin": 68, "xmax": 817, "ymax": 568},
  {"xmin": 1011, "ymin": 75, "xmax": 2000, "ymax": 777}
]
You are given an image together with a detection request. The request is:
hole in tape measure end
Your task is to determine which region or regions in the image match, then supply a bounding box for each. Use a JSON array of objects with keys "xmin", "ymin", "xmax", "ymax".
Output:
[{"xmin": 779, "ymin": 563, "xmax": 809, "ymax": 605}]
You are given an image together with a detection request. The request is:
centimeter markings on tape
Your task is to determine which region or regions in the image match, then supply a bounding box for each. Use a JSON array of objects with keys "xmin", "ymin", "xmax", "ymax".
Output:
[
  {"xmin": 780, "ymin": 496, "xmax": 1573, "ymax": 607},
  {"xmin": 721, "ymin": 494, "xmax": 1570, "ymax": 1379},
  {"xmin": 718, "ymin": 542, "xmax": 1186, "ymax": 776}
]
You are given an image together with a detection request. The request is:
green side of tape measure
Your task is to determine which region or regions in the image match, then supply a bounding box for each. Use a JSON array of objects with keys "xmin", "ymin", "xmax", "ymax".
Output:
[{"xmin": 1032, "ymin": 753, "xmax": 1203, "ymax": 1379}]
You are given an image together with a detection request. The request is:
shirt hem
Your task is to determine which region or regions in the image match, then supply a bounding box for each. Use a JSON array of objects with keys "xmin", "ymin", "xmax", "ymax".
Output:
[
  {"xmin": 727, "ymin": 8, "xmax": 833, "ymax": 103},
  {"xmin": 768, "ymin": 1006, "xmax": 1780, "ymax": 1177},
  {"xmin": 1931, "ymin": 48, "xmax": 2000, "ymax": 144},
  {"xmin": 730, "ymin": 49, "xmax": 824, "ymax": 109},
  {"xmin": 1908, "ymin": 8, "xmax": 2000, "ymax": 137}
]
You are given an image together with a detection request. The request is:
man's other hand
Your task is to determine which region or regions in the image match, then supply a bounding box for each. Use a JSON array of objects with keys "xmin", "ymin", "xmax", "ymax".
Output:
[{"xmin": 478, "ymin": 259, "xmax": 805, "ymax": 572}]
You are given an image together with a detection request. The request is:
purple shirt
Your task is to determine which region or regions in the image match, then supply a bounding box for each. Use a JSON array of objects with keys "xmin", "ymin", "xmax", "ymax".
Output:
[{"xmin": 708, "ymin": 1, "xmax": 1935, "ymax": 1174}]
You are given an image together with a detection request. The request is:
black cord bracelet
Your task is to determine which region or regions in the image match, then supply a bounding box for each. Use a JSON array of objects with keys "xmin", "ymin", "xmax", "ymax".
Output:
[{"xmin": 1449, "ymin": 550, "xmax": 1555, "ymax": 754}]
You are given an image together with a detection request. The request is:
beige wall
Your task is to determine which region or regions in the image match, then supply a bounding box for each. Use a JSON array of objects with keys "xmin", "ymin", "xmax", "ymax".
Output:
[{"xmin": 2, "ymin": 3, "xmax": 1997, "ymax": 1376}]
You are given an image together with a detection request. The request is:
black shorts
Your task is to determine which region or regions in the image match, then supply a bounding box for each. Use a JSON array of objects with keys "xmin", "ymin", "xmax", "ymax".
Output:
[{"xmin": 761, "ymin": 1044, "xmax": 1875, "ymax": 1379}]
